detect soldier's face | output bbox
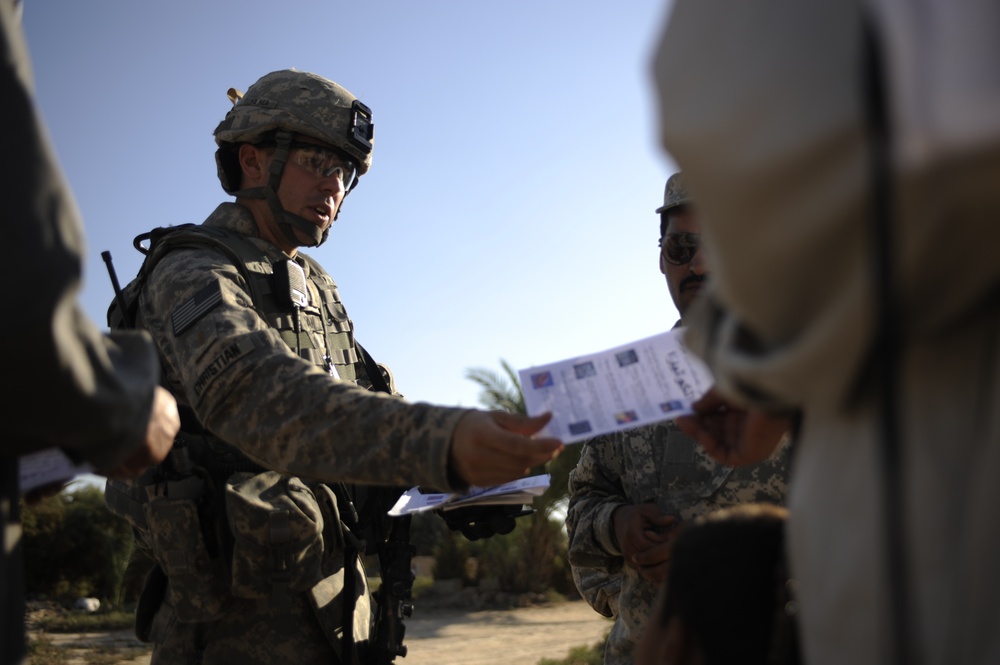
[659,206,708,319]
[239,142,348,253]
[274,140,347,242]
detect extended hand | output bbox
[449,411,563,488]
[103,386,179,479]
[613,503,678,586]
[675,388,790,466]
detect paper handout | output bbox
[518,328,713,444]
[19,448,93,495]
[388,474,551,517]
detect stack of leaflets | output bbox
[387,474,550,517]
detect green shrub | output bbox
[22,485,134,606]
[32,609,135,633]
[411,575,435,599]
[432,530,472,582]
[536,628,609,665]
[474,512,573,594]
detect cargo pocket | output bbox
[308,550,371,660]
[225,471,326,605]
[309,483,372,658]
[143,497,230,622]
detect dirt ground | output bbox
[32,599,611,665]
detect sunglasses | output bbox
[290,143,359,191]
[659,232,701,265]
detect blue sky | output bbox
[24,0,679,417]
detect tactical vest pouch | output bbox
[307,483,373,661]
[225,471,326,603]
[308,554,372,662]
[143,496,229,622]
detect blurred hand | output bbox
[675,388,790,466]
[103,386,179,479]
[613,503,678,586]
[449,411,563,488]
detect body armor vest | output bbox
[109,223,370,387]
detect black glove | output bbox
[438,504,533,541]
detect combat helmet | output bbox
[656,172,691,237]
[213,69,375,247]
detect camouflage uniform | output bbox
[105,70,472,665]
[566,372,790,665]
[121,205,473,665]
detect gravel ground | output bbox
[30,599,611,665]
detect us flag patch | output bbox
[171,282,223,336]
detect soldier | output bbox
[564,173,791,665]
[103,69,562,665]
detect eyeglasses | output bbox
[290,143,359,191]
[659,232,701,265]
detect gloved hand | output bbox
[438,504,534,541]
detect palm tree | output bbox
[465,359,584,595]
[464,359,525,415]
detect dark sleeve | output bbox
[0,2,157,470]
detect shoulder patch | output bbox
[171,282,224,336]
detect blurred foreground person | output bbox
[103,68,562,665]
[635,504,801,665]
[653,2,1000,664]
[1,1,178,663]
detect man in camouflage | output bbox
[104,69,562,665]
[564,173,791,665]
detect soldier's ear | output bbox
[238,144,269,185]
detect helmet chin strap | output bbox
[233,130,330,248]
[265,131,328,247]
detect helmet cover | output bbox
[214,69,374,194]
